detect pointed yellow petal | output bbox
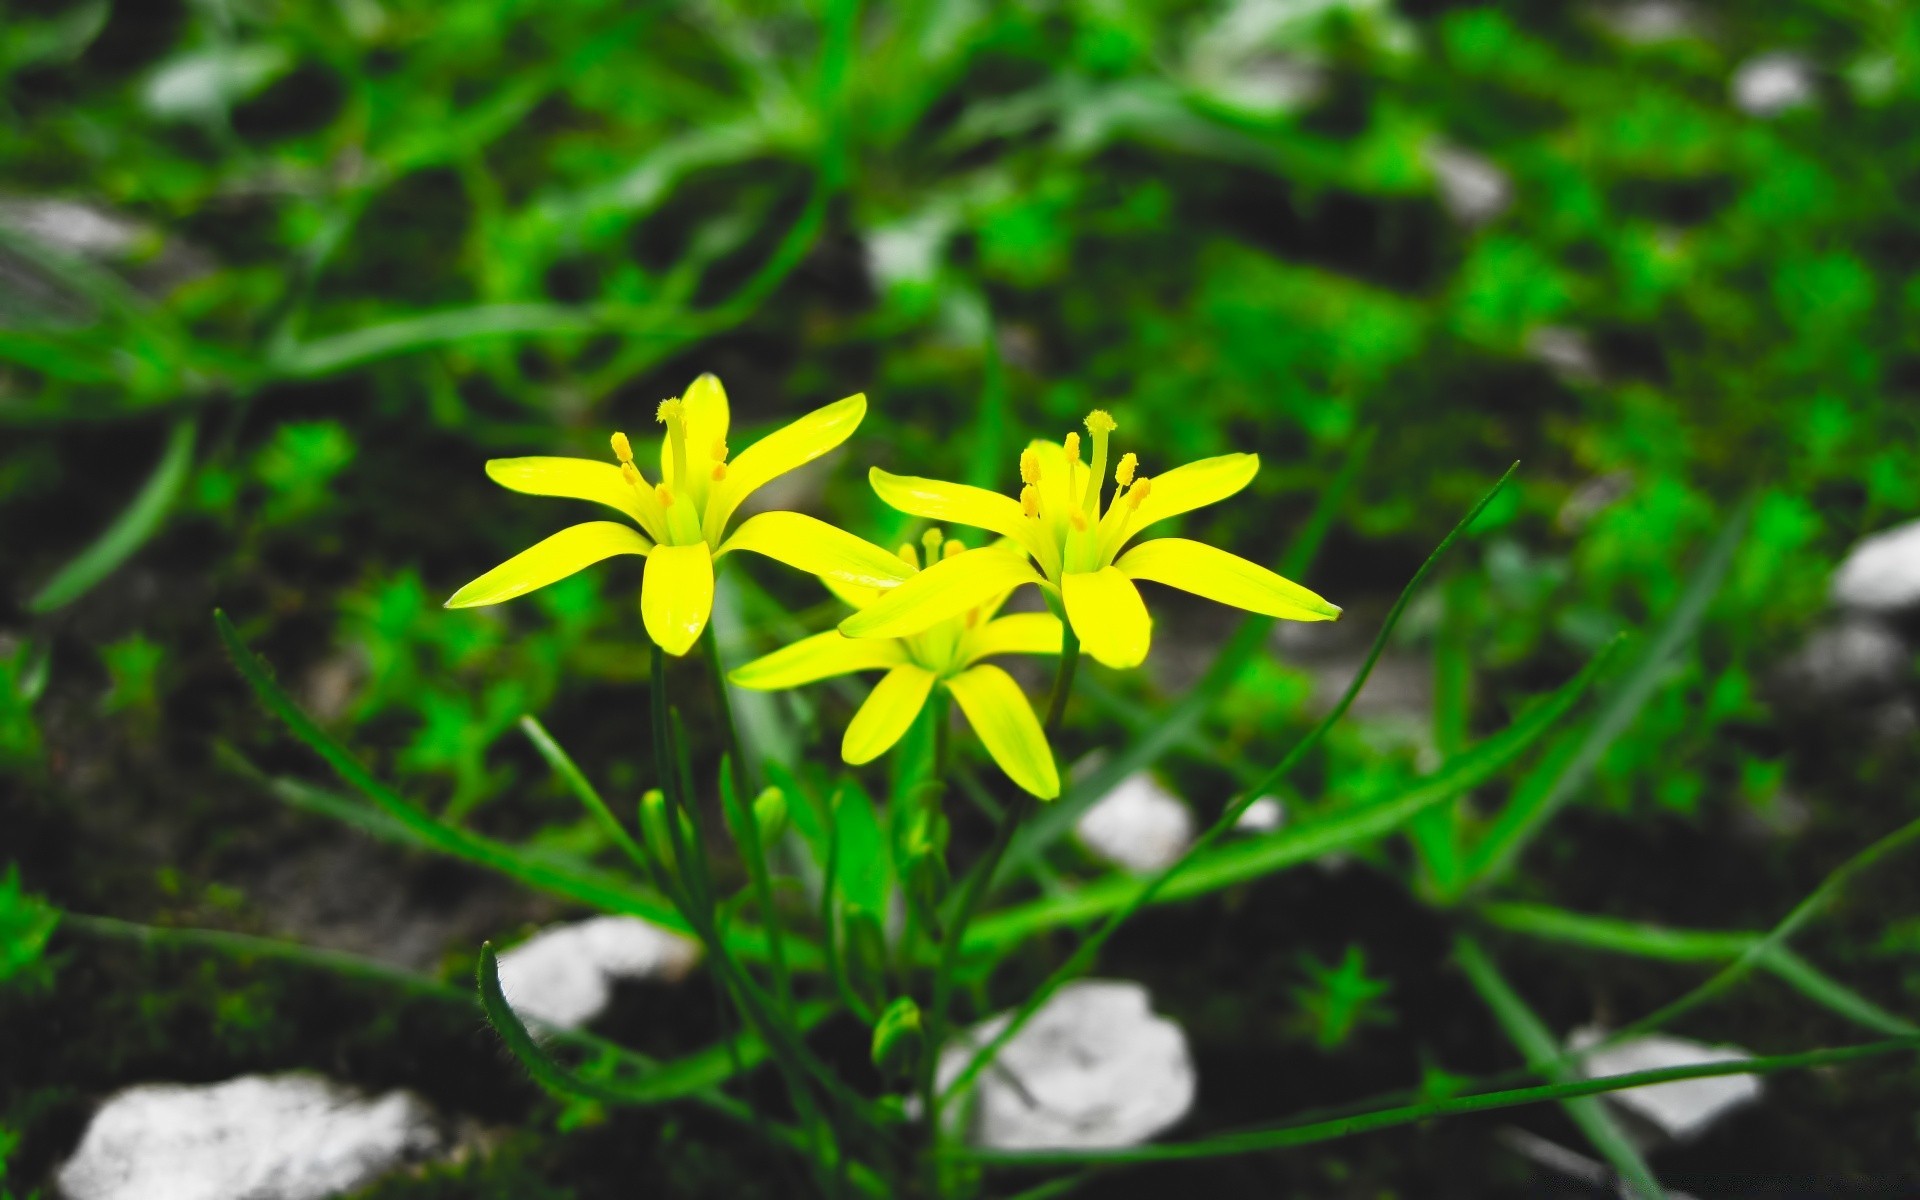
[730,631,908,690]
[445,521,650,608]
[641,541,714,656]
[822,574,886,611]
[961,612,1064,665]
[945,664,1059,799]
[868,468,1053,570]
[1061,566,1152,669]
[716,511,914,590]
[841,664,937,765]
[681,372,730,460]
[839,547,1045,641]
[1123,453,1259,545]
[1027,437,1089,549]
[485,457,663,539]
[702,393,866,541]
[1117,537,1341,622]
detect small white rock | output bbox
[1732,52,1816,117]
[937,979,1196,1150]
[1831,518,1920,614]
[495,915,700,1029]
[1075,773,1193,873]
[57,1073,441,1200]
[1426,143,1512,226]
[1234,796,1285,833]
[1777,619,1908,703]
[1570,1028,1762,1141]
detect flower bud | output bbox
[870,996,925,1082]
[751,786,788,847]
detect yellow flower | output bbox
[839,410,1339,669]
[446,375,912,655]
[730,530,1063,800]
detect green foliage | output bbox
[1289,945,1393,1051]
[0,868,56,990]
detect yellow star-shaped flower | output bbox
[838,410,1339,669]
[446,375,911,655]
[731,530,1062,799]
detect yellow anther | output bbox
[1021,484,1040,519]
[656,483,675,507]
[1063,431,1081,463]
[1128,476,1152,509]
[1019,446,1042,486]
[921,527,944,562]
[621,462,643,489]
[898,542,921,570]
[942,539,964,560]
[1084,409,1116,437]
[611,431,634,465]
[1070,510,1089,532]
[1115,452,1137,488]
[711,463,728,482]
[655,398,684,424]
[711,437,729,463]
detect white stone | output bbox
[495,915,700,1029]
[1600,2,1696,44]
[1732,53,1816,117]
[1778,619,1908,702]
[1075,773,1193,873]
[1570,1029,1762,1140]
[1235,796,1285,833]
[56,1073,441,1200]
[1426,143,1511,226]
[937,979,1196,1150]
[1831,518,1920,614]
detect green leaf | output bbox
[1455,935,1663,1200]
[0,867,57,985]
[29,420,196,612]
[1465,498,1752,885]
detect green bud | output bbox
[870,996,925,1081]
[751,786,788,847]
[638,788,695,880]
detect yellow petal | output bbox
[822,574,886,611]
[839,547,1045,641]
[485,457,663,540]
[945,664,1060,799]
[681,373,730,461]
[730,631,908,690]
[445,521,650,608]
[868,468,1053,570]
[702,392,866,541]
[841,664,937,765]
[961,612,1064,665]
[1026,437,1089,549]
[1123,452,1259,544]
[716,511,915,590]
[1117,537,1341,622]
[1061,566,1152,669]
[641,541,714,656]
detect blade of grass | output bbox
[1454,934,1664,1200]
[520,715,650,874]
[955,1034,1920,1166]
[28,419,196,612]
[944,464,1518,1104]
[964,634,1614,951]
[1465,499,1752,887]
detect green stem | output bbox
[1044,624,1081,735]
[703,621,794,1015]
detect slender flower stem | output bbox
[1043,624,1081,735]
[701,620,794,1015]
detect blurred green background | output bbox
[5,0,1920,1195]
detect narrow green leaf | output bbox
[965,634,1614,951]
[957,1035,1920,1165]
[519,715,650,873]
[1466,500,1752,885]
[1456,935,1663,1200]
[29,420,196,612]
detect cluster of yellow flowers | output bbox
[447,375,1339,798]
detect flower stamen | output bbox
[1021,484,1040,519]
[921,527,945,564]
[611,431,634,466]
[1115,452,1137,489]
[1082,410,1115,519]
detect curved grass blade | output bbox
[1455,934,1662,1200]
[520,715,650,874]
[943,464,1519,1104]
[957,1035,1920,1166]
[1466,498,1752,887]
[28,420,196,612]
[965,635,1616,950]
